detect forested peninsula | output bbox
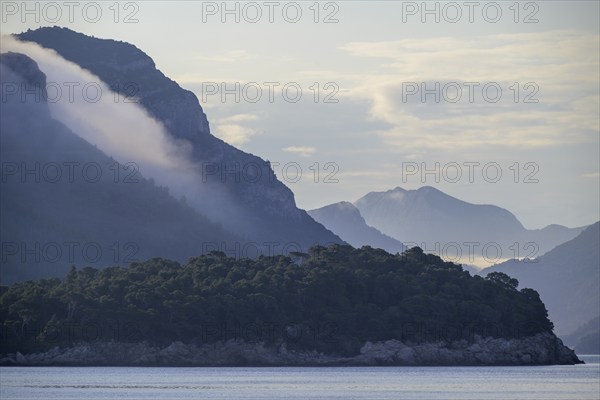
[0,245,580,366]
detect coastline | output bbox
[0,332,581,367]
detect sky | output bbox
[1,0,599,229]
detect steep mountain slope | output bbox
[0,52,238,283]
[15,27,343,251]
[354,186,586,260]
[308,202,406,254]
[482,222,600,336]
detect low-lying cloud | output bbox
[1,35,206,209]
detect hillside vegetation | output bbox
[1,245,554,357]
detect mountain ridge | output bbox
[13,26,344,252]
[351,186,587,266]
[0,52,239,283]
[308,202,406,254]
[482,221,600,337]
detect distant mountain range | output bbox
[310,188,598,345]
[308,202,406,254]
[482,222,599,342]
[562,316,600,354]
[356,186,586,266]
[310,186,587,267]
[1,27,343,283]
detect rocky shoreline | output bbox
[0,332,581,366]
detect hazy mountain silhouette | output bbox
[14,27,343,253]
[353,186,586,264]
[562,316,600,354]
[0,52,239,283]
[483,222,599,338]
[308,202,406,254]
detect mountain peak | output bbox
[336,201,357,209]
[12,27,344,250]
[1,51,46,88]
[354,185,525,248]
[1,52,50,117]
[388,186,447,198]
[313,201,361,217]
[417,185,442,194]
[17,27,208,139]
[18,26,154,69]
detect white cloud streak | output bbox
[282,146,317,157]
[1,35,206,207]
[212,113,260,146]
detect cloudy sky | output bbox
[2,1,598,228]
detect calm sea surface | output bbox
[1,355,598,400]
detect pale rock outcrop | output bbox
[0,332,581,366]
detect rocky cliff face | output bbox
[0,333,580,366]
[15,27,343,250]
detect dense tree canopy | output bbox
[0,245,553,356]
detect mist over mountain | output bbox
[0,26,591,372]
[353,186,586,265]
[308,202,406,254]
[13,26,343,253]
[482,222,600,339]
[0,52,238,283]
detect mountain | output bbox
[482,222,600,337]
[14,26,343,253]
[353,186,586,265]
[0,52,243,283]
[308,202,406,254]
[562,316,600,354]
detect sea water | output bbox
[1,355,598,400]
